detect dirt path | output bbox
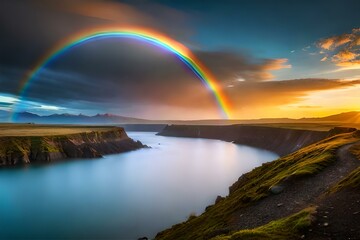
[306,188,360,240]
[231,141,360,231]
[306,142,360,240]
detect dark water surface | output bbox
[0,132,278,239]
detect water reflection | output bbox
[0,132,278,239]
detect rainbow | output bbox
[11,27,232,120]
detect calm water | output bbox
[0,132,278,240]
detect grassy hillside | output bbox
[330,166,360,193]
[210,207,316,240]
[156,131,360,240]
[350,142,360,160]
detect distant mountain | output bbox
[2,110,360,125]
[186,111,360,125]
[238,111,360,124]
[299,111,360,123]
[14,112,146,124]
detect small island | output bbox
[0,124,146,167]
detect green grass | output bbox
[350,143,360,160]
[330,166,360,192]
[210,207,316,240]
[0,123,115,137]
[156,131,360,240]
[0,137,61,159]
[30,137,61,153]
[329,142,360,192]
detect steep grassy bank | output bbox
[0,125,145,166]
[211,207,316,240]
[158,125,329,156]
[156,130,360,240]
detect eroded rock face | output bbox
[159,125,329,156]
[0,128,145,167]
[215,195,225,204]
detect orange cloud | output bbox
[332,50,358,62]
[317,28,360,70]
[197,52,292,82]
[334,34,352,47]
[355,36,360,46]
[251,58,291,81]
[318,37,336,50]
[336,60,360,68]
[262,58,292,71]
[318,34,352,50]
[320,56,328,61]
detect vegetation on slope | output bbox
[330,166,360,192]
[210,207,316,240]
[350,142,360,160]
[0,137,61,158]
[0,126,144,166]
[156,131,360,240]
[0,129,122,158]
[329,142,360,192]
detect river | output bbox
[0,132,278,239]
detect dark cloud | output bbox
[197,52,290,82]
[0,39,294,113]
[0,0,294,117]
[0,0,189,69]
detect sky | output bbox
[0,0,360,120]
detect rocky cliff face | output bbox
[158,125,337,156]
[0,127,145,166]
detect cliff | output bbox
[0,127,145,166]
[156,130,360,240]
[158,125,332,156]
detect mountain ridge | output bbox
[0,110,359,124]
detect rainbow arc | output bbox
[11,27,232,120]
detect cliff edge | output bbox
[0,126,145,166]
[158,125,332,156]
[156,129,360,240]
